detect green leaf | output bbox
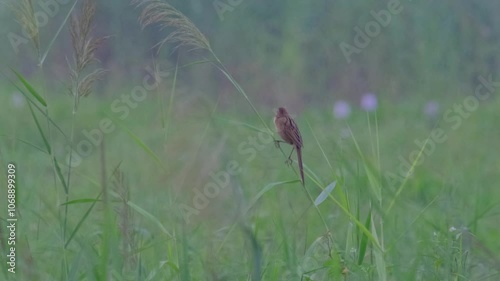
[357,209,372,265]
[27,102,50,153]
[60,198,102,206]
[348,126,382,203]
[386,133,433,213]
[127,201,172,237]
[314,181,336,206]
[4,75,68,139]
[65,191,103,248]
[53,155,69,194]
[246,180,298,214]
[111,116,166,171]
[217,180,297,254]
[11,68,47,107]
[216,118,269,134]
[26,103,68,194]
[40,0,80,66]
[371,217,387,281]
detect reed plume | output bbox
[132,0,211,52]
[68,0,106,106]
[10,0,40,55]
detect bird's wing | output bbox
[285,117,303,148]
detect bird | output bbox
[274,107,304,185]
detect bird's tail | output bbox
[297,147,304,185]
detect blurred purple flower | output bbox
[424,101,439,118]
[360,92,378,111]
[333,100,351,119]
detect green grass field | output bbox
[1,0,500,280]
[1,83,500,280]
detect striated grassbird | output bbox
[274,107,304,185]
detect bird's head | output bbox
[277,107,288,116]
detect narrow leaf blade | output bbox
[65,192,103,248]
[314,181,337,206]
[60,198,102,206]
[127,201,172,237]
[11,68,47,107]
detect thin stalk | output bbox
[302,184,330,233]
[64,77,80,245]
[210,52,274,137]
[275,141,330,234]
[209,51,330,234]
[164,57,179,142]
[38,60,69,278]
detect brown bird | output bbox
[274,107,304,185]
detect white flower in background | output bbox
[11,92,25,108]
[424,100,440,118]
[360,92,378,111]
[333,100,351,119]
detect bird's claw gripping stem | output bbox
[274,140,281,148]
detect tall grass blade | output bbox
[27,102,68,193]
[11,68,47,106]
[112,117,166,171]
[217,180,297,254]
[3,74,68,139]
[314,181,336,206]
[40,0,80,66]
[388,193,440,250]
[0,136,47,154]
[217,118,268,134]
[67,248,83,281]
[65,191,103,248]
[241,224,262,281]
[306,120,348,208]
[60,198,102,205]
[163,57,178,141]
[357,208,372,265]
[306,119,334,172]
[180,226,190,281]
[329,192,382,251]
[53,157,69,194]
[211,62,274,137]
[386,133,433,213]
[347,126,382,203]
[371,214,387,281]
[127,201,172,237]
